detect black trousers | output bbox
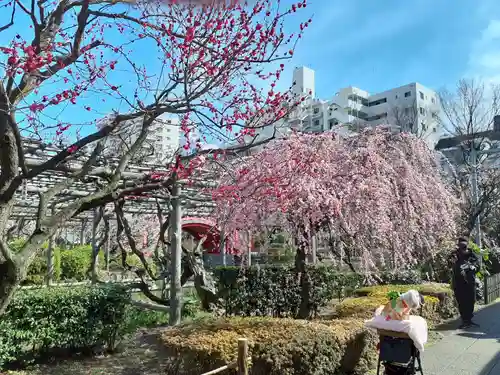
[454,283,475,322]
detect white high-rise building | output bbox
[286,67,443,147]
[292,66,316,99]
[104,114,180,163]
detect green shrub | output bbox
[122,297,202,333]
[215,265,353,318]
[335,284,457,324]
[353,283,453,299]
[108,252,158,275]
[0,284,130,368]
[335,295,441,320]
[375,270,423,285]
[214,266,427,318]
[123,306,169,331]
[161,316,377,375]
[59,245,103,281]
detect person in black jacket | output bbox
[452,237,480,329]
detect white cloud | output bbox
[467,19,500,85]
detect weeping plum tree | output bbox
[0,0,310,316]
[213,127,460,317]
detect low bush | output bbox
[375,269,423,285]
[161,316,377,375]
[9,239,154,284]
[215,265,360,318]
[335,295,440,320]
[0,284,130,368]
[123,306,169,331]
[59,245,103,281]
[215,266,434,318]
[353,283,453,299]
[335,284,457,323]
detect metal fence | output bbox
[484,272,500,304]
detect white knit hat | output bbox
[399,289,422,309]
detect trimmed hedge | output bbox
[215,265,362,318]
[60,245,104,281]
[215,266,426,318]
[335,295,440,319]
[161,316,377,375]
[353,283,452,299]
[9,239,154,284]
[0,285,130,368]
[335,284,457,323]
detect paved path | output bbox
[423,302,500,375]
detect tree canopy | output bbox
[213,127,460,270]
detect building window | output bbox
[421,122,427,131]
[404,91,411,97]
[419,91,424,100]
[368,98,387,107]
[419,107,425,115]
[313,107,320,114]
[433,127,437,132]
[348,94,369,106]
[431,97,436,104]
[314,119,320,126]
[366,113,388,121]
[329,119,339,129]
[404,107,410,115]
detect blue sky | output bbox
[3,0,500,144]
[279,0,500,97]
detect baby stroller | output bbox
[376,329,424,375]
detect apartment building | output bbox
[286,66,443,147]
[104,114,180,163]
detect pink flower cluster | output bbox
[212,128,460,270]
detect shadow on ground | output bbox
[433,301,500,375]
[18,328,172,375]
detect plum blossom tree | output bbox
[213,127,460,273]
[0,0,310,316]
[213,127,460,317]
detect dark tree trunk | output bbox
[0,258,22,316]
[295,234,311,319]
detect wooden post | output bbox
[219,228,226,266]
[105,230,111,272]
[169,180,183,326]
[46,206,56,286]
[80,219,86,245]
[311,233,317,264]
[91,208,99,284]
[237,338,248,375]
[246,231,252,267]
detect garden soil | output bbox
[2,328,171,375]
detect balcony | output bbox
[368,98,387,107]
[366,112,388,122]
[348,94,369,106]
[347,108,369,120]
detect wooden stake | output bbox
[237,338,249,375]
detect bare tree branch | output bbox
[0,2,16,33]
